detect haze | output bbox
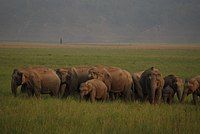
[0,0,200,43]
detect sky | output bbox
[0,0,200,43]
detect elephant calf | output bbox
[79,79,108,102]
[162,75,183,104]
[181,75,200,104]
[162,86,175,104]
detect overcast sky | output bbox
[0,0,200,43]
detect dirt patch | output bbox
[0,42,200,50]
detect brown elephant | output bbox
[181,75,200,104]
[132,71,144,101]
[162,85,177,104]
[66,66,92,96]
[139,67,164,104]
[162,75,183,104]
[11,67,61,98]
[55,67,70,97]
[88,66,133,101]
[79,79,108,102]
[55,66,91,98]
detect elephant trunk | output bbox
[80,92,84,102]
[11,79,18,96]
[176,88,182,101]
[181,89,188,103]
[150,78,157,104]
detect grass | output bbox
[0,43,200,134]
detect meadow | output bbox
[0,42,200,134]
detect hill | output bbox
[0,0,200,43]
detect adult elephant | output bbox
[132,71,144,101]
[64,66,91,97]
[55,67,70,97]
[11,67,61,98]
[140,67,164,104]
[88,66,133,101]
[181,75,200,104]
[163,75,183,103]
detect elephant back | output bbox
[107,67,132,93]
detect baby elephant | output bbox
[79,79,108,102]
[162,85,175,104]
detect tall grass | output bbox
[0,44,200,133]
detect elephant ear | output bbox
[21,72,29,84]
[86,82,93,92]
[68,67,79,91]
[192,80,199,92]
[88,67,98,79]
[13,69,18,74]
[79,82,86,91]
[104,71,111,82]
[102,69,112,91]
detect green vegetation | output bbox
[0,44,200,133]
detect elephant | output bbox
[55,66,91,98]
[66,66,92,96]
[162,75,183,104]
[139,67,164,104]
[132,71,144,101]
[79,79,108,102]
[11,67,61,98]
[162,85,175,104]
[181,75,200,104]
[88,66,133,101]
[55,67,71,97]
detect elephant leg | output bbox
[63,86,71,98]
[128,90,132,101]
[168,96,172,104]
[59,84,66,98]
[51,87,59,98]
[34,88,41,99]
[155,89,162,104]
[169,98,173,104]
[150,89,155,104]
[27,88,34,97]
[163,95,167,103]
[109,92,115,101]
[192,93,198,105]
[90,90,96,103]
[143,93,148,102]
[106,93,110,101]
[102,93,107,102]
[124,90,132,102]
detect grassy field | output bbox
[0,42,200,134]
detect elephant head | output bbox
[11,69,29,96]
[141,67,164,104]
[164,75,184,101]
[88,67,111,91]
[181,78,199,103]
[173,77,183,101]
[55,68,69,85]
[79,82,93,101]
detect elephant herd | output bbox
[11,66,200,104]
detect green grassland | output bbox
[0,43,200,134]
